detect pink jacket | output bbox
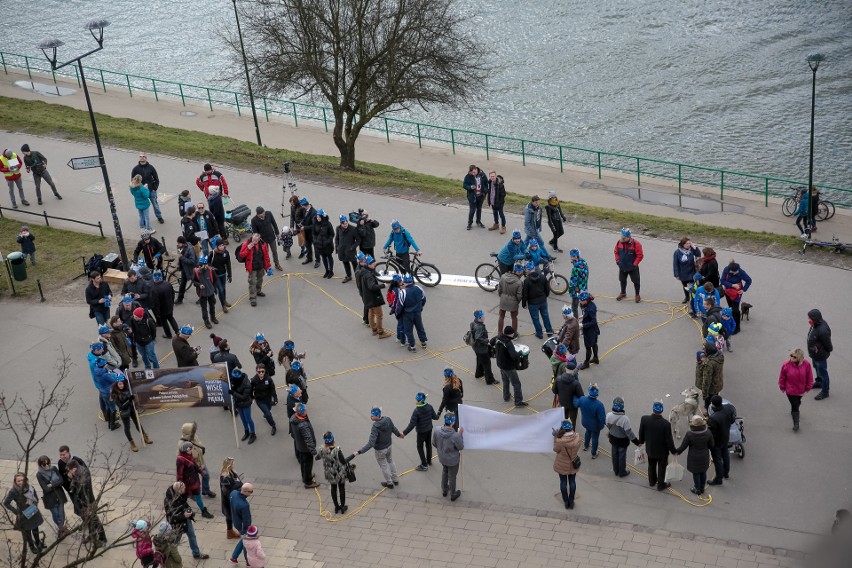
[778,360,813,396]
[243,536,266,568]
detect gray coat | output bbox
[497,272,523,311]
[358,416,400,453]
[432,426,464,467]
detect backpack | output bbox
[463,323,474,346]
[84,254,104,274]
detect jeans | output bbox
[93,310,108,325]
[33,169,58,198]
[6,177,25,205]
[137,207,152,230]
[618,268,640,295]
[201,465,211,495]
[527,301,553,337]
[193,494,205,512]
[558,473,576,505]
[492,206,506,227]
[474,352,495,382]
[467,195,484,226]
[179,518,201,558]
[200,239,210,257]
[611,444,627,475]
[441,463,460,495]
[647,457,668,489]
[583,429,600,455]
[199,294,216,322]
[402,311,427,347]
[710,444,729,481]
[236,406,255,433]
[48,504,66,528]
[99,393,116,417]
[374,446,399,483]
[256,400,276,427]
[215,274,228,305]
[692,471,707,493]
[812,358,829,395]
[500,369,523,403]
[795,214,809,234]
[416,430,432,467]
[148,189,162,220]
[231,536,248,562]
[247,269,265,302]
[137,341,159,369]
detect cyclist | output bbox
[525,238,552,270]
[383,220,421,275]
[133,230,164,271]
[496,230,527,274]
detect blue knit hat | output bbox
[525,261,535,271]
[693,273,702,281]
[299,197,308,206]
[365,255,374,265]
[291,361,301,371]
[621,228,631,237]
[556,343,567,355]
[98,324,110,335]
[356,251,366,261]
[255,332,265,342]
[180,325,194,336]
[721,307,733,317]
[90,342,104,352]
[513,263,524,273]
[653,401,664,414]
[392,274,402,282]
[370,407,382,417]
[511,229,522,239]
[287,384,300,396]
[391,220,401,230]
[443,368,454,378]
[579,291,590,301]
[612,397,625,412]
[339,214,347,224]
[231,368,243,379]
[528,239,538,248]
[569,248,581,258]
[323,431,334,444]
[415,392,427,403]
[588,384,599,398]
[284,340,294,350]
[316,209,326,217]
[444,413,456,425]
[560,419,573,431]
[403,274,413,284]
[122,294,133,304]
[473,309,484,319]
[152,270,163,281]
[562,305,573,316]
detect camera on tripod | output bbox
[283,161,291,174]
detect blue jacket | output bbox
[795,193,809,216]
[129,184,150,211]
[720,266,752,293]
[402,284,425,313]
[573,395,606,433]
[92,366,117,396]
[229,490,252,533]
[383,228,419,254]
[523,203,542,239]
[497,240,527,266]
[721,315,736,336]
[87,351,104,379]
[526,246,551,265]
[694,287,721,316]
[672,246,701,281]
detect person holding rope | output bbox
[110,376,152,453]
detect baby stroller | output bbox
[708,398,746,459]
[225,204,252,243]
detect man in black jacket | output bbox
[522,260,553,339]
[194,202,219,257]
[210,237,233,312]
[807,308,833,400]
[707,395,736,485]
[150,271,179,338]
[470,310,496,385]
[172,325,199,368]
[131,153,163,223]
[490,326,527,406]
[552,367,583,424]
[164,481,209,559]
[486,171,506,233]
[251,364,278,436]
[637,401,677,491]
[251,207,282,271]
[133,230,164,271]
[129,307,159,369]
[121,269,151,310]
[174,236,197,305]
[298,199,317,265]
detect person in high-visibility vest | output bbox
[0,149,30,209]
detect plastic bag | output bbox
[665,456,684,483]
[634,446,647,466]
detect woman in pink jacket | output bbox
[778,348,813,432]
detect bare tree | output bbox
[0,352,139,568]
[227,0,487,170]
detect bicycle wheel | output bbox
[548,272,569,295]
[414,262,441,287]
[474,263,500,292]
[823,200,836,220]
[816,201,830,221]
[781,197,797,217]
[374,261,400,283]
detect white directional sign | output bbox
[67,156,102,170]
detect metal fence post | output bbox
[416,124,422,148]
[178,83,185,106]
[292,102,298,127]
[99,69,105,91]
[597,152,602,179]
[485,135,490,160]
[450,129,455,154]
[764,178,769,207]
[521,140,526,166]
[0,52,6,74]
[126,74,133,97]
[43,210,50,226]
[152,79,159,101]
[678,164,682,193]
[384,118,390,142]
[636,158,641,186]
[720,171,725,201]
[206,88,212,111]
[558,146,563,173]
[235,92,241,116]
[264,97,270,122]
[98,221,104,238]
[24,55,31,80]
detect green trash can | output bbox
[7,252,27,281]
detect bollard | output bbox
[36,279,45,302]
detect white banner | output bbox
[457,405,564,453]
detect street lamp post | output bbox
[38,20,129,268]
[806,53,825,231]
[233,0,263,146]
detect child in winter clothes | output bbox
[720,308,736,351]
[16,225,36,265]
[242,525,267,567]
[315,431,355,514]
[131,519,158,568]
[573,383,606,458]
[686,273,702,317]
[402,392,439,471]
[277,226,294,259]
[386,275,405,344]
[152,521,181,568]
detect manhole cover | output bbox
[180,111,197,117]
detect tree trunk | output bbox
[339,143,356,170]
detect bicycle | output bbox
[375,251,442,287]
[782,186,835,220]
[474,256,568,295]
[161,256,182,293]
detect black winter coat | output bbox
[486,176,506,209]
[36,467,67,509]
[522,270,550,307]
[699,258,720,288]
[196,211,220,240]
[552,371,583,409]
[356,219,380,249]
[129,312,157,346]
[360,269,386,308]
[251,374,277,404]
[122,277,151,309]
[230,373,253,409]
[86,281,113,320]
[180,215,201,245]
[545,202,566,233]
[403,403,438,435]
[807,309,833,361]
[708,404,736,446]
[335,224,360,262]
[250,214,279,244]
[131,162,160,191]
[637,414,676,460]
[312,218,335,255]
[133,238,164,270]
[111,387,136,419]
[438,383,464,414]
[490,334,519,371]
[290,415,317,454]
[172,336,198,367]
[470,320,490,356]
[676,425,714,473]
[164,486,192,529]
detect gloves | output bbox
[266,268,273,276]
[227,277,232,283]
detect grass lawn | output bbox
[0,217,106,298]
[0,95,829,256]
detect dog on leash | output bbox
[741,302,752,321]
[669,386,702,439]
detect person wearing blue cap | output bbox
[230,369,256,444]
[149,269,180,339]
[382,220,421,275]
[237,233,272,307]
[353,407,404,489]
[638,400,677,491]
[573,383,605,458]
[193,255,219,329]
[719,260,752,334]
[251,363,278,436]
[578,292,600,369]
[522,259,553,340]
[605,396,640,477]
[433,413,465,501]
[316,431,356,514]
[437,370,464,429]
[173,325,200,368]
[497,263,523,335]
[463,165,488,230]
[312,209,335,278]
[353,209,379,259]
[290,403,319,488]
[552,418,581,509]
[614,228,643,302]
[719,308,735,352]
[567,249,588,316]
[469,310,496,385]
[400,274,428,351]
[553,359,583,425]
[107,315,133,370]
[335,213,361,283]
[496,230,527,274]
[361,256,393,339]
[96,324,122,369]
[403,392,439,471]
[557,305,580,357]
[297,198,317,265]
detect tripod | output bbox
[280,161,298,218]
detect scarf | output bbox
[548,197,559,206]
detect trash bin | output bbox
[7,252,27,281]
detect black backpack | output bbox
[84,254,104,274]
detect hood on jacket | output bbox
[181,422,197,438]
[372,416,392,433]
[435,426,457,440]
[808,309,823,324]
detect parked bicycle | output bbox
[781,186,835,220]
[161,256,182,293]
[474,256,568,295]
[375,251,441,287]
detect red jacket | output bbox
[237,240,271,272]
[176,452,201,496]
[778,359,813,396]
[0,153,23,181]
[195,170,229,198]
[613,238,644,270]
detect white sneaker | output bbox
[800,233,808,239]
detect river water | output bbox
[5,0,852,189]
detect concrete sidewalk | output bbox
[0,459,802,568]
[2,68,850,244]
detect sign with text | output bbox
[66,156,102,170]
[126,364,230,409]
